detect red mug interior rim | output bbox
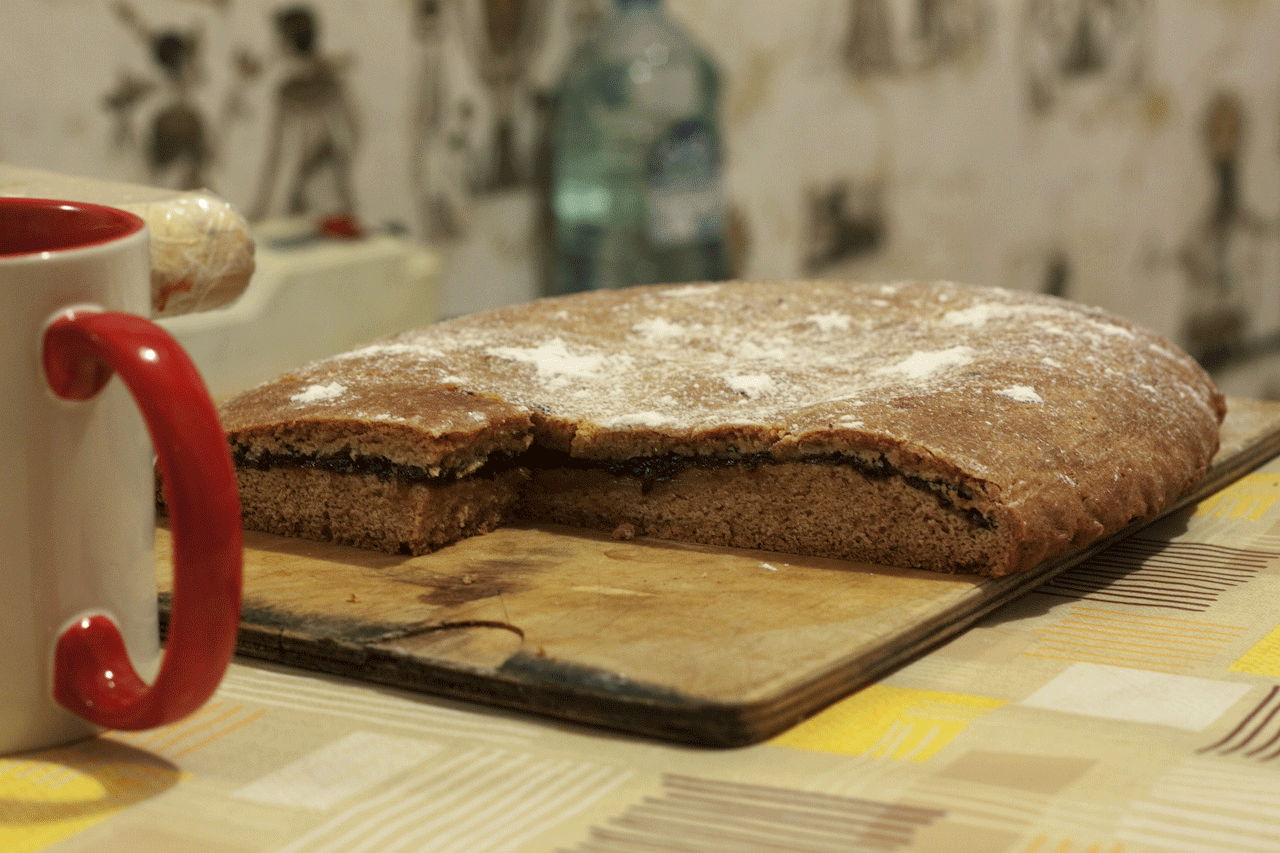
[0,198,145,258]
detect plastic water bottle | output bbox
[549,0,727,294]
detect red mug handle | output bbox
[42,309,242,730]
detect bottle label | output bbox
[645,118,724,246]
[635,62,699,115]
[647,186,723,245]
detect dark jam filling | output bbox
[231,446,522,484]
[235,444,996,530]
[520,448,995,530]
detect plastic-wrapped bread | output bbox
[0,164,254,317]
[218,280,1226,577]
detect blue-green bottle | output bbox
[549,0,727,294]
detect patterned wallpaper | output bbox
[1,0,1278,392]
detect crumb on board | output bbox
[611,523,637,541]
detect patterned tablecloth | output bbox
[8,452,1280,852]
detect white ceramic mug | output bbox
[1,197,242,754]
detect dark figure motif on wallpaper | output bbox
[843,0,987,77]
[413,0,554,238]
[802,179,887,274]
[1178,91,1274,370]
[1022,0,1146,114]
[464,0,553,191]
[247,4,360,223]
[1042,250,1071,299]
[844,0,896,75]
[103,2,212,191]
[412,0,579,243]
[412,0,479,241]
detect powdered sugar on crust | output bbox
[339,341,445,361]
[659,284,717,299]
[630,317,688,342]
[290,382,347,404]
[879,346,975,381]
[237,281,1223,485]
[603,410,676,428]
[726,373,777,399]
[486,338,631,388]
[996,385,1044,404]
[941,303,1022,326]
[805,312,853,332]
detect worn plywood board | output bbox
[157,397,1280,746]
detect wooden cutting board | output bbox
[156,397,1280,747]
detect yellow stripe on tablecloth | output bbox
[0,743,180,853]
[1193,473,1280,522]
[1229,620,1280,677]
[771,684,1003,761]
